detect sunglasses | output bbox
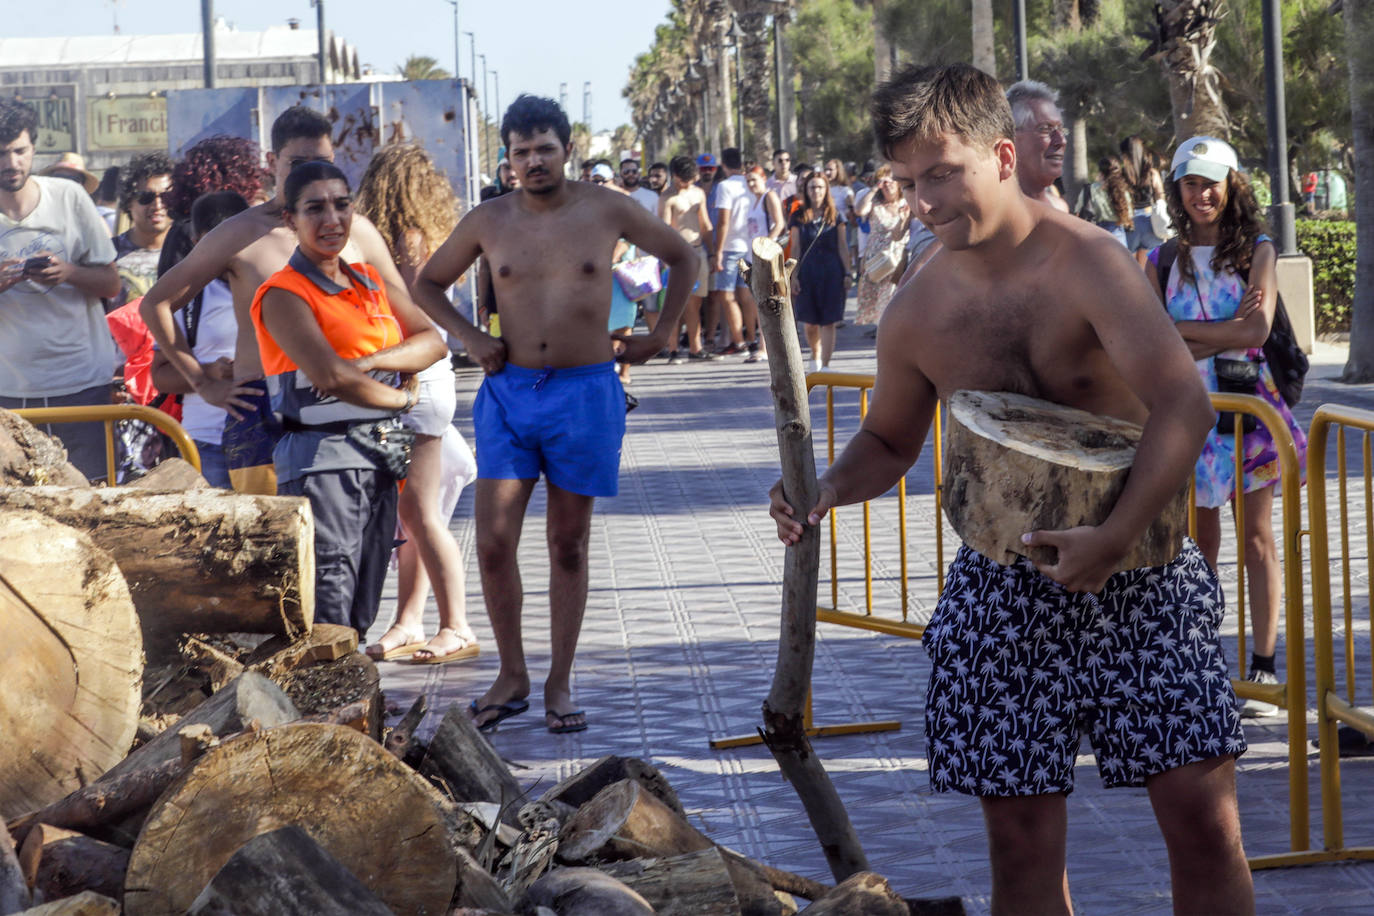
[136,190,170,206]
[592,177,609,185]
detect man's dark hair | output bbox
[191,190,249,238]
[120,152,177,214]
[871,63,1014,159]
[620,158,641,169]
[500,94,571,149]
[669,155,698,182]
[773,148,790,159]
[270,105,332,154]
[95,166,121,204]
[649,161,667,172]
[0,99,38,147]
[283,160,349,211]
[156,220,196,280]
[720,147,742,170]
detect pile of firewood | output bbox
[0,409,963,915]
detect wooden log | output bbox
[800,871,917,915]
[13,891,119,916]
[100,671,297,783]
[245,623,358,679]
[558,780,712,865]
[19,826,127,904]
[124,458,208,491]
[539,755,685,818]
[123,723,456,915]
[185,825,391,916]
[0,409,87,487]
[0,512,142,823]
[271,652,382,742]
[751,234,869,881]
[718,848,829,904]
[0,819,29,915]
[522,867,654,916]
[6,758,185,851]
[420,703,525,824]
[453,846,513,913]
[600,848,745,915]
[178,638,244,693]
[384,696,428,759]
[0,486,315,652]
[942,390,1188,572]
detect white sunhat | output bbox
[1170,136,1239,183]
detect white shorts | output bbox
[401,357,457,438]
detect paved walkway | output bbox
[378,322,1374,914]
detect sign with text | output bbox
[13,87,76,153]
[88,96,168,151]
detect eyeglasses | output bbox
[1020,122,1066,139]
[622,168,640,175]
[135,190,170,206]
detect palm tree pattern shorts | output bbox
[922,539,1246,796]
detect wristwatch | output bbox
[401,386,416,413]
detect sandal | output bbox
[408,628,480,665]
[364,624,427,661]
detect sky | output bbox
[7,0,672,133]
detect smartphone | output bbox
[23,255,53,274]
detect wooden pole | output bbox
[748,236,868,880]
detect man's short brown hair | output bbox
[871,63,1014,159]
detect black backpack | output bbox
[1154,238,1308,408]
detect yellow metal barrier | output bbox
[1303,404,1374,866]
[14,404,201,483]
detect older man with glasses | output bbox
[1006,80,1070,213]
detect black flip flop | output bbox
[546,709,587,734]
[469,698,529,733]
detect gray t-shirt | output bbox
[0,177,117,397]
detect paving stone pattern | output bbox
[378,327,1374,914]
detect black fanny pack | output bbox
[1213,357,1260,434]
[282,416,415,479]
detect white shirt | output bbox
[172,278,236,444]
[630,187,659,214]
[0,177,118,397]
[714,174,753,253]
[830,184,853,224]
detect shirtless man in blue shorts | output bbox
[413,94,698,734]
[769,65,1254,914]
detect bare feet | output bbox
[410,627,480,664]
[364,624,426,661]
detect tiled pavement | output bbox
[377,319,1374,914]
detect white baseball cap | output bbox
[1170,136,1239,183]
[590,163,615,182]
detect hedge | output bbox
[1296,218,1355,334]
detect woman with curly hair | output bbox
[1146,136,1307,718]
[356,143,481,665]
[167,136,271,221]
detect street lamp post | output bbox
[728,16,745,153]
[493,71,501,153]
[1013,0,1028,81]
[446,1,460,80]
[1261,0,1297,255]
[310,0,327,84]
[480,53,492,177]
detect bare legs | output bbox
[801,322,837,368]
[712,289,745,347]
[683,294,705,353]
[978,758,1252,915]
[471,477,594,730]
[1195,483,1281,660]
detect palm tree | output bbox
[1342,0,1374,380]
[397,55,451,81]
[730,0,775,164]
[1150,0,1229,139]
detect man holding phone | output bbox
[0,100,120,481]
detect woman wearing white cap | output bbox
[1146,135,1308,718]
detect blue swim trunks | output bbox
[473,360,626,497]
[222,379,283,494]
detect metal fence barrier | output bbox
[14,404,201,483]
[1304,405,1374,866]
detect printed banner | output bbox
[13,86,77,154]
[88,96,168,151]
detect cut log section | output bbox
[540,755,686,819]
[0,409,87,487]
[523,867,655,916]
[421,703,525,822]
[801,871,908,915]
[601,848,745,914]
[0,512,142,822]
[12,891,119,916]
[123,723,456,916]
[0,486,314,652]
[1,819,30,914]
[942,390,1188,572]
[186,825,391,915]
[245,624,358,679]
[271,653,382,742]
[558,779,712,865]
[125,458,208,491]
[18,825,128,904]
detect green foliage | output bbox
[791,0,875,162]
[1296,218,1355,333]
[397,55,451,81]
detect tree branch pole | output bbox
[748,237,869,881]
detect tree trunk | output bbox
[19,826,128,905]
[774,10,798,154]
[557,780,712,864]
[1342,0,1374,381]
[971,0,996,76]
[0,487,314,654]
[733,5,773,166]
[123,723,456,916]
[1155,0,1229,140]
[0,410,88,488]
[419,702,525,824]
[186,826,392,916]
[523,868,655,916]
[601,848,747,915]
[941,390,1188,572]
[750,237,869,882]
[0,512,142,822]
[6,758,186,851]
[0,820,29,915]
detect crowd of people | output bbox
[0,62,1317,911]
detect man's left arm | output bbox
[1025,237,1213,592]
[617,196,699,364]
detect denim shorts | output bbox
[1125,210,1165,253]
[709,250,746,292]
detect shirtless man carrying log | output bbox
[769,64,1254,914]
[413,95,698,734]
[141,107,419,495]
